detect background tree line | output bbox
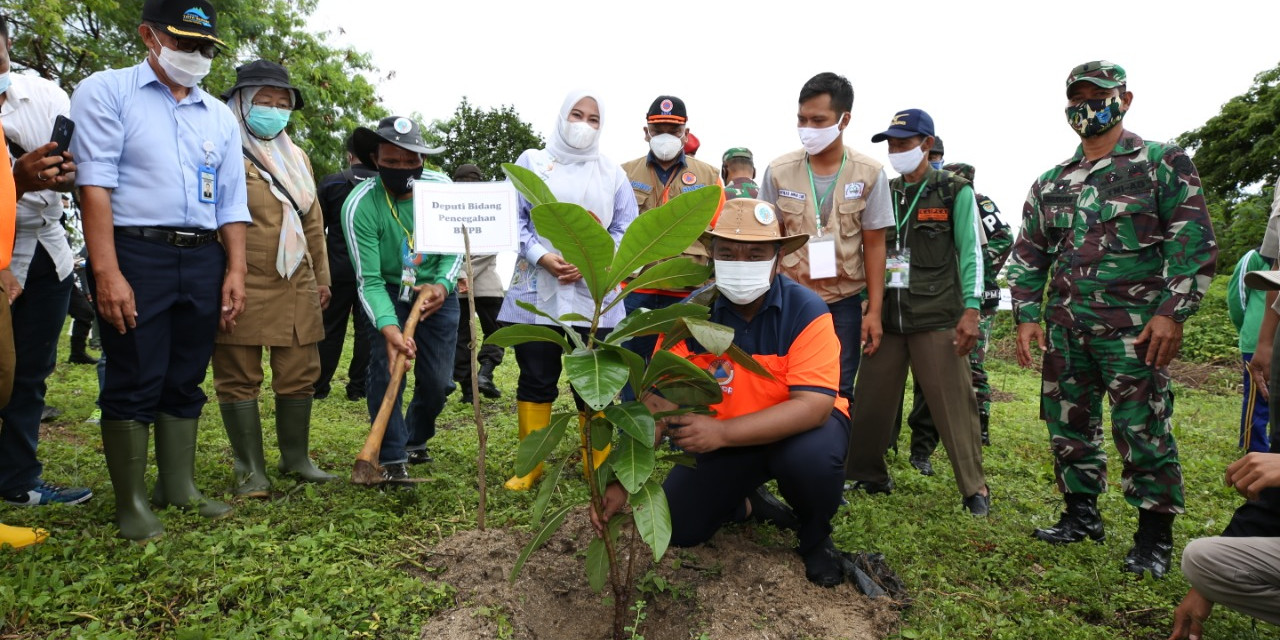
[0,0,540,180]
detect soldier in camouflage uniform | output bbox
[721,147,759,200]
[1008,61,1217,579]
[900,162,1013,475]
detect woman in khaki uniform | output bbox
[214,60,334,496]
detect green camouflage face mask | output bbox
[1065,95,1124,138]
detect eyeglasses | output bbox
[172,38,220,60]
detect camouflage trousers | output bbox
[1041,323,1184,513]
[970,313,993,414]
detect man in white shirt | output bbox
[0,16,92,507]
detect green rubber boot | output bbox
[219,400,271,497]
[152,413,232,519]
[275,396,336,482]
[100,420,164,541]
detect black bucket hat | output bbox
[220,59,304,109]
[351,116,440,167]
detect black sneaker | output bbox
[844,479,894,495]
[406,449,432,465]
[963,489,991,517]
[800,538,845,588]
[346,387,365,402]
[314,389,330,400]
[68,350,98,365]
[909,455,934,476]
[40,406,62,423]
[380,463,413,484]
[747,486,800,531]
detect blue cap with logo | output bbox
[870,108,935,142]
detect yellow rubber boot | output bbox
[504,401,552,491]
[580,412,612,479]
[0,523,49,549]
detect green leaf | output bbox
[604,259,712,314]
[608,186,722,292]
[564,348,629,411]
[501,163,558,208]
[610,436,656,494]
[510,503,576,583]
[606,303,709,344]
[630,480,673,562]
[484,324,570,351]
[589,416,613,452]
[530,203,617,303]
[585,537,609,594]
[515,413,571,476]
[683,318,735,356]
[604,402,656,448]
[640,350,716,397]
[558,313,591,324]
[597,343,646,394]
[530,455,570,527]
[725,344,773,379]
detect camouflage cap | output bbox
[722,147,753,163]
[943,162,974,182]
[1066,61,1127,95]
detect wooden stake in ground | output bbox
[462,227,488,530]
[352,284,436,485]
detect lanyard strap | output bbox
[891,181,927,251]
[383,188,414,250]
[805,152,846,237]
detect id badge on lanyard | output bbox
[885,248,910,289]
[198,141,218,204]
[809,235,837,280]
[400,240,419,302]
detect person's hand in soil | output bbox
[590,482,629,537]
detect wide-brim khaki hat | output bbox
[1245,270,1280,291]
[699,198,808,254]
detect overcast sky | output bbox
[310,0,1278,274]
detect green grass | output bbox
[3,318,1279,639]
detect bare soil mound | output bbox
[417,508,898,640]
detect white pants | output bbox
[1181,535,1280,625]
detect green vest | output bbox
[882,169,970,334]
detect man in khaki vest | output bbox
[759,72,892,401]
[620,95,723,365]
[846,108,990,515]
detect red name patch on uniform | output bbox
[918,208,949,221]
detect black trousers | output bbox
[316,279,372,395]
[453,295,504,381]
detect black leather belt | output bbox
[115,226,219,248]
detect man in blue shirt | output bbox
[69,0,250,541]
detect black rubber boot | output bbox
[477,362,501,399]
[219,400,271,497]
[100,420,164,541]
[1123,509,1175,579]
[979,411,990,446]
[152,413,232,519]
[1032,493,1105,544]
[275,396,337,482]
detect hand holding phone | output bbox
[48,115,74,159]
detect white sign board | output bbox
[413,181,519,254]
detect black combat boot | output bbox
[1123,509,1174,579]
[1032,493,1105,544]
[979,411,990,446]
[477,362,501,399]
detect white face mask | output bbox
[149,29,212,87]
[561,120,599,149]
[797,113,847,156]
[714,258,775,305]
[649,133,683,161]
[888,144,925,175]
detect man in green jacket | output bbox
[343,116,461,483]
[845,108,990,516]
[1229,248,1272,452]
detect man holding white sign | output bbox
[342,115,461,483]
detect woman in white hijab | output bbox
[497,90,638,491]
[213,60,335,498]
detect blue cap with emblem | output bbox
[870,108,935,142]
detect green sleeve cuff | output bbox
[1014,303,1042,325]
[964,298,982,310]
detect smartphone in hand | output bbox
[47,115,75,158]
